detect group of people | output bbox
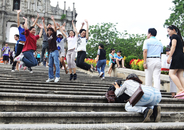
[9,10,106,82]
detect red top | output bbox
[22,29,40,52]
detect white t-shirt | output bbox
[77,37,88,52]
[67,36,77,50]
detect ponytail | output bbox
[168,25,184,46]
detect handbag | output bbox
[105,90,116,103]
[129,84,144,107]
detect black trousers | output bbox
[12,44,24,70]
[76,51,91,71]
[40,42,49,62]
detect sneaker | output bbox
[99,72,104,78]
[73,73,77,80]
[14,53,24,61]
[19,62,24,70]
[70,74,73,80]
[89,68,94,73]
[46,78,54,82]
[28,67,33,73]
[143,108,153,122]
[153,105,161,122]
[54,77,60,83]
[101,77,105,80]
[11,70,15,72]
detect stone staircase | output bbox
[0,64,184,130]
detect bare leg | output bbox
[171,92,176,98]
[177,69,184,94]
[69,69,72,74]
[73,68,76,74]
[169,69,184,94]
[122,59,125,68]
[116,59,120,68]
[60,57,68,74]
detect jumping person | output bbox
[2,43,10,64]
[167,25,184,96]
[76,20,95,72]
[14,10,39,72]
[14,17,43,71]
[59,20,78,80]
[96,44,106,80]
[43,16,60,83]
[56,23,68,74]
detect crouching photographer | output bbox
[114,74,162,122]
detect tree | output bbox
[86,23,146,60]
[164,0,184,36]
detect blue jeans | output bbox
[48,50,60,79]
[125,86,162,113]
[22,50,37,68]
[97,59,106,77]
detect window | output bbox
[13,0,20,11]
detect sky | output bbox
[9,0,174,46]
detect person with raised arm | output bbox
[59,20,78,80]
[76,20,95,73]
[56,22,68,74]
[13,10,39,73]
[14,17,43,71]
[43,16,60,83]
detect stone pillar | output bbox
[64,1,66,15]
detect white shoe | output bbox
[14,53,24,62]
[11,70,15,72]
[54,77,60,83]
[101,77,105,80]
[46,78,55,82]
[19,62,24,70]
[99,72,104,78]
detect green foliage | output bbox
[162,46,167,54]
[164,0,184,36]
[61,14,66,20]
[86,23,146,60]
[125,56,138,68]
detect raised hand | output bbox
[63,22,66,26]
[41,17,45,23]
[84,19,88,23]
[37,13,39,18]
[23,17,27,20]
[31,18,35,22]
[82,22,85,26]
[51,16,54,20]
[72,20,74,24]
[17,10,21,14]
[56,23,60,27]
[38,24,43,29]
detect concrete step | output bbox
[0,92,181,104]
[0,101,184,112]
[0,112,183,124]
[1,123,184,130]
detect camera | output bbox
[114,80,122,86]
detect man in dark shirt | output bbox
[42,16,60,83]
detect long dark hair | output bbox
[126,74,143,84]
[168,25,184,46]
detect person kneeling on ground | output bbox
[113,74,162,122]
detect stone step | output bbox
[0,101,184,112]
[1,123,184,130]
[0,92,181,104]
[0,112,183,124]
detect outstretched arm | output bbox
[41,17,47,35]
[85,19,89,40]
[37,24,43,38]
[78,22,85,34]
[72,20,78,37]
[51,16,57,32]
[17,10,21,27]
[31,14,39,27]
[23,17,28,30]
[56,23,67,38]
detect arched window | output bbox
[9,27,19,43]
[13,0,20,11]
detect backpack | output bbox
[105,90,116,103]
